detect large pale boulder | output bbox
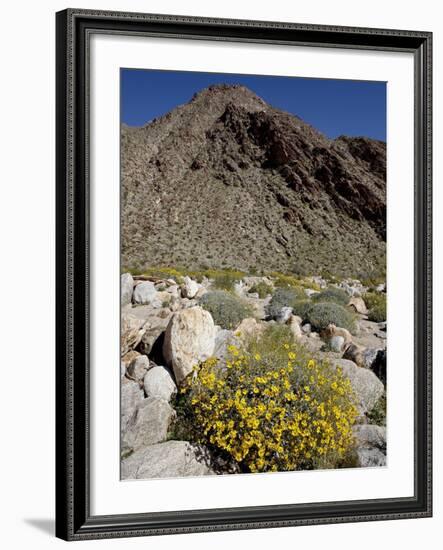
[163,307,216,384]
[133,281,158,305]
[121,273,134,306]
[122,397,175,452]
[144,366,177,401]
[331,358,385,415]
[121,441,215,480]
[181,276,200,299]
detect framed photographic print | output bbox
[55,9,432,541]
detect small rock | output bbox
[361,348,381,370]
[324,324,353,347]
[151,290,172,308]
[235,317,266,342]
[121,273,134,306]
[121,441,215,479]
[304,288,320,298]
[181,276,200,299]
[287,314,302,339]
[276,306,293,324]
[329,335,345,352]
[144,366,177,401]
[166,284,180,297]
[301,323,311,334]
[133,281,158,305]
[121,350,140,367]
[127,355,151,383]
[348,296,368,314]
[343,342,367,367]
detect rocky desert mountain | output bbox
[121,84,386,277]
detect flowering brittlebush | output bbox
[180,326,358,473]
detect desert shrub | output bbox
[306,302,357,333]
[249,281,273,298]
[122,265,145,276]
[141,266,186,283]
[368,303,387,322]
[364,292,387,322]
[193,268,245,291]
[200,290,254,329]
[179,326,358,473]
[270,272,321,291]
[266,287,306,319]
[292,300,313,321]
[311,287,349,306]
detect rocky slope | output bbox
[121,84,386,277]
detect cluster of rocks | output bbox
[120,272,387,479]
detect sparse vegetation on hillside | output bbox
[121,84,386,276]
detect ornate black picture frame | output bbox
[55,8,432,541]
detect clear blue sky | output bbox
[121,68,386,141]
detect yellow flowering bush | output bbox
[179,326,358,473]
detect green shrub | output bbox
[306,302,357,333]
[249,281,273,298]
[292,300,313,321]
[368,303,387,322]
[364,292,387,322]
[179,325,358,473]
[266,287,306,319]
[200,290,254,329]
[311,287,349,306]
